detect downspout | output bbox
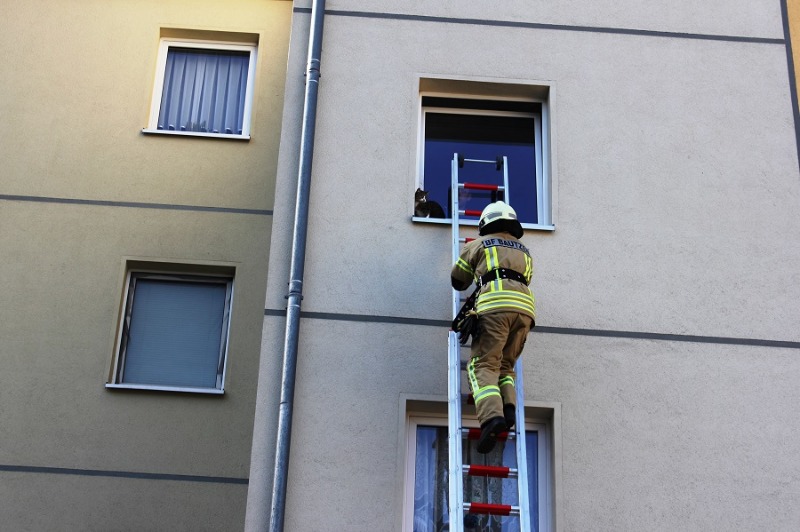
[269,1,325,531]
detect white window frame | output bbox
[414,94,553,231]
[142,38,258,140]
[106,271,234,394]
[403,413,553,532]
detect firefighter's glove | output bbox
[456,310,479,345]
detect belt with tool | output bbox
[451,268,528,344]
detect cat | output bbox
[414,188,446,218]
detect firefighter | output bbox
[451,201,535,453]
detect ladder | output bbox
[447,153,532,531]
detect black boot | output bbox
[477,416,507,454]
[503,404,516,431]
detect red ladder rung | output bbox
[464,464,513,478]
[464,502,518,516]
[460,182,504,191]
[464,428,510,441]
[461,209,482,217]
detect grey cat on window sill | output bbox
[414,188,445,218]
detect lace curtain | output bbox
[157,48,249,135]
[413,426,538,532]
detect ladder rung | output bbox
[463,465,517,478]
[460,209,482,217]
[464,503,519,516]
[462,158,498,165]
[459,182,504,191]
[463,428,511,441]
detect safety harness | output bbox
[451,268,529,344]
[478,267,528,287]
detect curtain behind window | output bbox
[413,426,539,532]
[158,48,249,135]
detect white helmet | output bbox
[479,201,518,232]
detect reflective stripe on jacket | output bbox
[450,231,535,319]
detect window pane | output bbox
[423,112,538,224]
[158,48,249,135]
[525,431,539,529]
[122,279,227,388]
[413,426,448,531]
[413,425,539,531]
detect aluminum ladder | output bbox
[447,152,532,531]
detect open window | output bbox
[404,414,553,531]
[415,89,553,230]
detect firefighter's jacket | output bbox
[451,231,535,319]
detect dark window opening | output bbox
[421,102,540,224]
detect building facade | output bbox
[247,1,800,531]
[3,1,800,531]
[1,1,291,530]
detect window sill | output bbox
[141,128,250,141]
[105,383,224,395]
[411,216,555,232]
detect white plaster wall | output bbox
[324,0,783,39]
[262,319,800,530]
[245,8,311,531]
[279,321,451,531]
[534,333,800,530]
[250,2,800,530]
[296,13,800,340]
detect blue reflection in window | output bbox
[423,110,538,224]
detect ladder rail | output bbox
[447,331,464,531]
[502,155,510,202]
[508,150,530,530]
[448,151,531,531]
[448,153,464,532]
[451,154,461,317]
[514,360,532,531]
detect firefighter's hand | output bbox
[456,311,479,345]
[451,276,472,291]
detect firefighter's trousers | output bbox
[467,311,534,425]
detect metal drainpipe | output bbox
[269,1,325,531]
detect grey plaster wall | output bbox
[0,472,247,531]
[1,1,291,530]
[0,201,269,478]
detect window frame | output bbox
[403,413,553,532]
[414,93,553,231]
[142,38,258,140]
[106,270,234,395]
